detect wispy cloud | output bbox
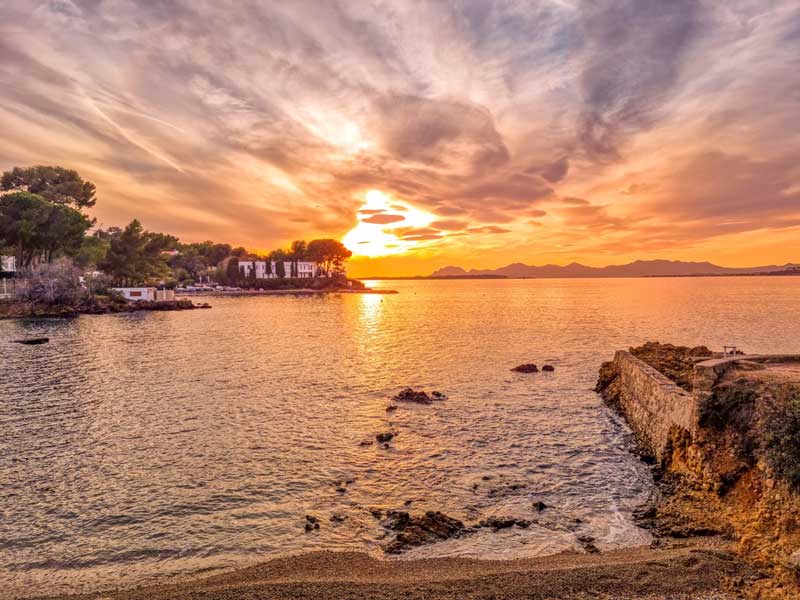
[0,0,798,274]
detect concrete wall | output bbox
[609,351,698,463]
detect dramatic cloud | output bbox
[0,0,798,275]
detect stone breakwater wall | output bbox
[604,351,697,463]
[603,351,800,464]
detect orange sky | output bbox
[1,1,798,277]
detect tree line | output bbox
[0,165,352,287]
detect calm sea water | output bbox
[2,277,800,597]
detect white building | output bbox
[1,255,16,274]
[111,287,174,302]
[238,260,322,279]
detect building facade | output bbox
[1,255,16,275]
[238,260,322,279]
[112,288,176,301]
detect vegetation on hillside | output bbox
[0,164,354,291]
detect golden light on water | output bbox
[342,190,438,257]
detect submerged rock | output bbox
[383,510,467,554]
[542,365,555,372]
[512,364,538,373]
[386,405,398,412]
[476,516,531,531]
[304,515,320,532]
[376,431,394,443]
[577,534,600,554]
[392,388,446,404]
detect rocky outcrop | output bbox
[512,364,538,373]
[476,516,531,531]
[598,343,800,599]
[392,388,446,404]
[382,511,467,554]
[1,298,208,319]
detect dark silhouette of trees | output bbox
[0,192,91,269]
[306,239,352,275]
[98,220,177,285]
[1,165,97,209]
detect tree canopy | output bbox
[306,239,352,275]
[98,220,177,286]
[1,166,97,209]
[0,191,92,268]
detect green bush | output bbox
[758,388,800,491]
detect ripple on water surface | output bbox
[2,277,800,596]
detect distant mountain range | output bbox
[429,260,800,279]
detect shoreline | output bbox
[0,288,397,320]
[35,542,744,600]
[176,287,398,297]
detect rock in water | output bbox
[304,515,320,532]
[393,388,447,404]
[376,431,394,443]
[383,511,466,554]
[512,364,538,373]
[542,364,555,372]
[13,337,49,345]
[476,516,531,531]
[577,535,600,554]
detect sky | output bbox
[1,1,798,277]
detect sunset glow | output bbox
[0,1,798,277]
[342,190,438,258]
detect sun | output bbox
[342,190,437,258]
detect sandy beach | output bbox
[40,541,746,600]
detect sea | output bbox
[2,277,799,596]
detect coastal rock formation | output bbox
[1,298,208,319]
[512,364,538,373]
[392,388,446,404]
[542,364,555,372]
[597,343,800,598]
[383,510,467,554]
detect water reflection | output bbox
[1,277,799,596]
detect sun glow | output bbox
[342,190,438,257]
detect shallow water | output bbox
[2,277,799,596]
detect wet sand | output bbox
[42,542,745,600]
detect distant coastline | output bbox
[360,269,800,281]
[359,259,800,280]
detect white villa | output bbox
[112,288,176,302]
[1,255,17,298]
[238,260,323,279]
[1,255,15,274]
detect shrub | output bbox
[758,388,800,491]
[15,258,87,307]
